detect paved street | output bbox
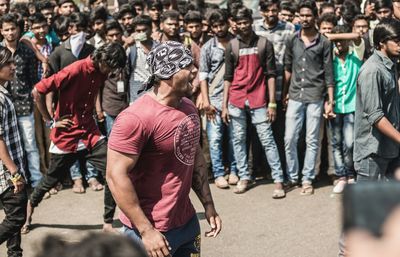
[0,179,341,257]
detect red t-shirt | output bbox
[108,94,200,232]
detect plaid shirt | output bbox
[0,84,26,195]
[254,20,295,99]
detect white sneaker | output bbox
[333,180,347,194]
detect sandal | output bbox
[300,183,314,196]
[233,180,255,194]
[72,179,85,194]
[49,188,58,195]
[272,189,286,199]
[88,178,104,191]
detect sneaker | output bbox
[228,174,239,185]
[233,179,255,194]
[214,176,229,189]
[333,180,347,194]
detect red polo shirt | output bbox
[35,57,106,152]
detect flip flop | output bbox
[72,184,85,194]
[88,178,104,191]
[272,189,286,199]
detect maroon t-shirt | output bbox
[108,94,200,232]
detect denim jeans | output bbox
[284,99,323,183]
[121,215,201,257]
[206,112,237,178]
[328,113,355,178]
[30,139,116,223]
[0,188,27,257]
[69,160,99,181]
[17,113,42,188]
[229,103,284,182]
[105,113,116,137]
[355,155,400,182]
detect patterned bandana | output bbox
[146,41,193,80]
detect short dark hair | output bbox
[184,11,203,24]
[232,6,253,21]
[147,0,163,10]
[132,15,152,29]
[89,6,108,24]
[372,0,393,11]
[36,0,55,12]
[105,19,123,33]
[298,0,318,17]
[117,4,136,19]
[53,15,70,36]
[29,13,48,26]
[320,2,335,13]
[0,47,13,69]
[332,24,352,34]
[34,234,147,257]
[132,0,145,8]
[161,10,180,22]
[341,0,361,24]
[208,9,229,25]
[70,12,89,29]
[58,0,75,7]
[317,13,338,27]
[373,18,400,48]
[259,0,279,12]
[280,1,297,14]
[92,42,127,71]
[0,13,19,30]
[352,14,369,26]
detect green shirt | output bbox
[333,42,364,114]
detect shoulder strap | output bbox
[257,36,268,72]
[231,38,240,67]
[129,45,138,72]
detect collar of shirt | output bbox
[374,49,395,70]
[0,83,10,96]
[296,30,321,49]
[259,20,285,32]
[236,31,258,44]
[211,35,233,50]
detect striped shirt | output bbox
[0,84,26,195]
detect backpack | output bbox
[230,36,269,73]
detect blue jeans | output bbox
[17,113,42,187]
[328,113,355,178]
[70,160,99,181]
[284,99,323,183]
[121,215,201,257]
[229,103,283,182]
[206,112,237,178]
[105,113,116,137]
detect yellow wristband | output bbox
[268,103,277,109]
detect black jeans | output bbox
[30,139,116,223]
[0,187,27,257]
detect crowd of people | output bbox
[0,0,399,256]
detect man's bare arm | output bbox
[192,145,222,237]
[106,148,171,256]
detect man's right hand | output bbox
[204,103,217,121]
[221,107,230,125]
[282,94,289,111]
[141,227,171,257]
[55,114,74,129]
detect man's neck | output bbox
[379,49,392,60]
[240,31,253,44]
[264,19,278,29]
[35,37,47,46]
[139,39,153,50]
[301,27,317,37]
[4,40,17,51]
[162,33,179,42]
[151,86,182,109]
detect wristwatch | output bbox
[45,119,55,129]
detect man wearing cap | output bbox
[107,41,222,257]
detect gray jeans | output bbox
[354,154,400,182]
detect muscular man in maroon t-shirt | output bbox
[107,41,221,257]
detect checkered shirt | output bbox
[0,84,26,195]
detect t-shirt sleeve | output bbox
[108,111,148,155]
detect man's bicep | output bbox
[107,148,139,174]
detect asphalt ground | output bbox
[0,178,341,257]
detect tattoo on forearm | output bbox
[192,147,214,207]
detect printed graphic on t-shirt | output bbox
[174,114,200,165]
